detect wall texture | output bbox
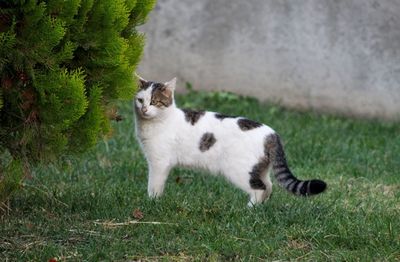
[139,0,400,120]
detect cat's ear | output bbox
[164,77,177,91]
[135,73,148,89]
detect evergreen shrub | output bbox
[0,0,155,202]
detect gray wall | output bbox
[139,0,400,120]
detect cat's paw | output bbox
[148,189,164,199]
[247,201,257,208]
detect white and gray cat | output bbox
[134,76,326,206]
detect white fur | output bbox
[134,79,276,206]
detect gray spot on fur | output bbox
[199,132,216,152]
[238,118,262,131]
[182,109,205,125]
[248,133,282,190]
[249,161,268,190]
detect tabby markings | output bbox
[151,83,173,107]
[251,133,327,195]
[199,132,216,152]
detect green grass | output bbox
[1,89,400,261]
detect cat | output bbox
[134,76,327,206]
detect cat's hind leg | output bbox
[247,169,273,207]
[224,162,272,206]
[147,161,171,198]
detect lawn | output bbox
[1,89,399,261]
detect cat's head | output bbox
[134,75,176,120]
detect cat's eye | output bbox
[137,98,144,103]
[150,100,156,105]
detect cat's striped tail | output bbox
[266,133,327,196]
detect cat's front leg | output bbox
[147,161,171,199]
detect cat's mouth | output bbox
[135,107,152,119]
[140,111,153,119]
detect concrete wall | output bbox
[138,0,400,120]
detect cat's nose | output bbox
[141,107,148,113]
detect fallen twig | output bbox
[93,219,178,228]
[0,200,11,216]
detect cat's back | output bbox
[177,109,275,154]
[180,109,274,137]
